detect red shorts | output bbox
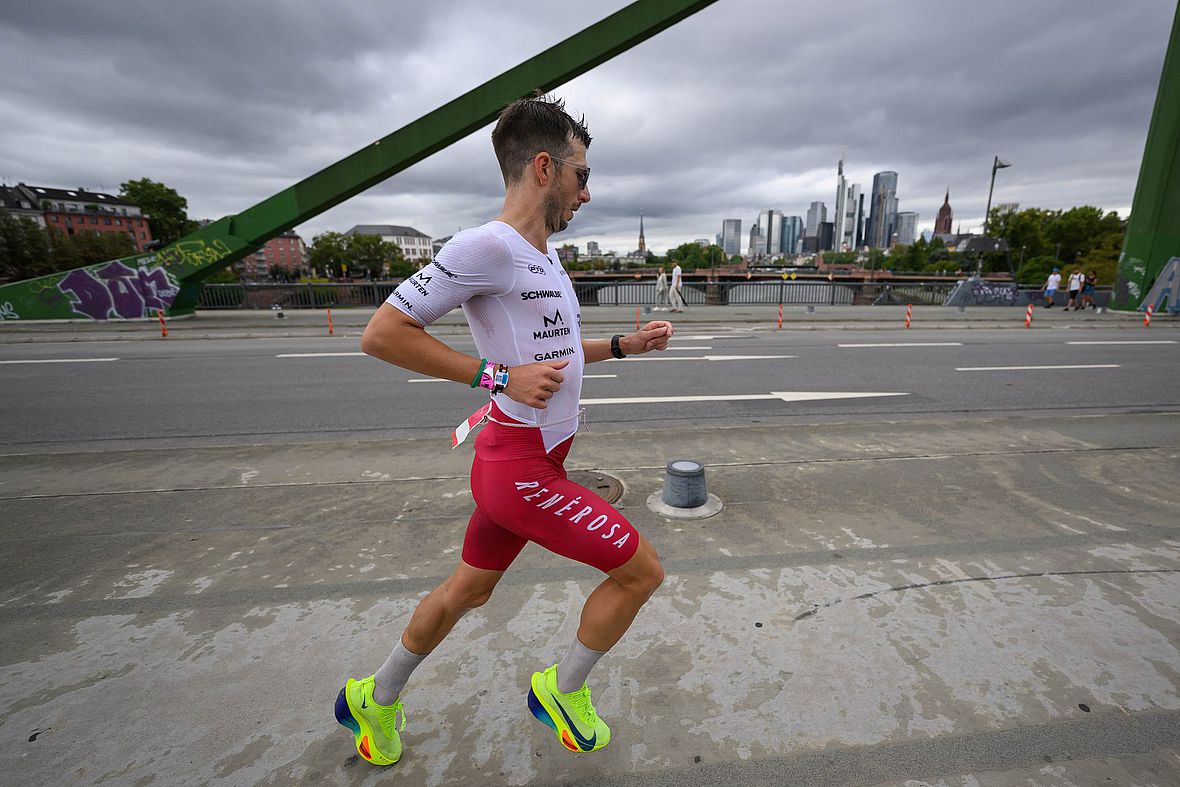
[462,404,641,573]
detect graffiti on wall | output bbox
[968,280,1021,305]
[57,262,181,320]
[0,302,18,320]
[156,239,233,272]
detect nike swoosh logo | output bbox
[552,695,596,750]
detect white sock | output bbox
[373,638,427,706]
[556,638,607,694]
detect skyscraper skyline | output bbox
[805,201,827,237]
[781,215,803,256]
[833,157,864,252]
[894,211,918,246]
[721,218,742,256]
[867,171,899,249]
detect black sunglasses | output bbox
[550,156,590,190]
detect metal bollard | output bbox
[663,460,707,508]
[648,459,723,519]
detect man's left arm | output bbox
[582,321,674,363]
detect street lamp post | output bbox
[983,155,1012,237]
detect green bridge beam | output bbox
[0,0,718,321]
[1113,2,1180,310]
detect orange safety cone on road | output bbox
[327,307,334,336]
[777,303,783,330]
[636,306,640,331]
[1144,304,1153,327]
[1025,303,1034,327]
[905,304,912,329]
[157,308,168,338]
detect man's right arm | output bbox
[361,303,481,385]
[360,303,568,409]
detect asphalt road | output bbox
[1,325,1177,451]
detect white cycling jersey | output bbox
[386,220,584,452]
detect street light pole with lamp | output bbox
[983,155,1012,237]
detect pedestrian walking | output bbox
[1043,267,1061,308]
[654,266,670,311]
[669,261,686,312]
[334,94,673,768]
[1081,270,1098,310]
[1066,269,1083,310]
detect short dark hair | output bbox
[491,94,591,185]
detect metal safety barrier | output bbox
[199,279,1071,309]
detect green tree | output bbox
[347,233,404,279]
[118,178,199,245]
[865,248,886,270]
[1015,255,1059,286]
[988,206,1051,259]
[990,204,1125,281]
[308,231,407,279]
[68,230,136,267]
[666,242,725,271]
[897,236,929,270]
[308,231,350,277]
[0,214,53,280]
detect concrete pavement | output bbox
[2,404,1179,785]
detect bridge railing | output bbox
[197,280,946,309]
[197,280,1105,309]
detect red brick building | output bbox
[13,183,154,252]
[237,230,308,279]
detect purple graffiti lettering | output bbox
[95,262,146,318]
[59,270,114,319]
[137,267,180,311]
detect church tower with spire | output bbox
[638,211,647,255]
[934,189,953,235]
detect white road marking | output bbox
[662,345,713,350]
[839,342,963,348]
[613,354,794,362]
[0,357,119,364]
[581,391,908,405]
[276,352,366,358]
[956,364,1120,371]
[1065,340,1177,345]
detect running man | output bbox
[334,94,673,767]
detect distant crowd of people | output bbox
[1042,267,1098,310]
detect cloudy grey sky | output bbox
[1,1,1174,255]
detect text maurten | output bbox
[513,481,632,549]
[533,310,570,340]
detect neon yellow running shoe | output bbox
[527,664,611,753]
[334,675,407,766]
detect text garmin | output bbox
[514,481,633,550]
[534,347,576,362]
[533,310,570,340]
